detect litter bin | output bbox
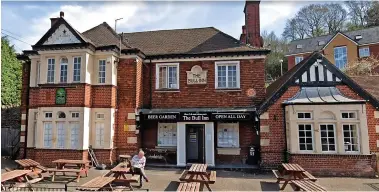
[246,145,260,165]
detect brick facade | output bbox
[26,148,88,167]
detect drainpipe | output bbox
[283,105,289,163]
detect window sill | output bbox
[155,89,180,93]
[217,147,240,155]
[290,152,365,156]
[215,89,241,92]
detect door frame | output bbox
[185,124,205,163]
[177,122,215,166]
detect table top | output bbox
[77,176,115,191]
[1,170,31,183]
[15,159,40,167]
[111,163,130,173]
[292,180,327,191]
[52,159,90,164]
[188,164,208,173]
[119,155,131,158]
[282,163,305,172]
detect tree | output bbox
[367,1,379,27]
[1,37,22,108]
[324,3,347,34]
[344,1,372,29]
[262,31,288,80]
[296,4,328,37]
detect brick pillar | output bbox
[19,61,30,159]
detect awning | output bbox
[283,87,365,105]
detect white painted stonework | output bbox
[260,112,269,119]
[21,114,27,120]
[375,111,379,118]
[260,125,269,133]
[43,24,81,45]
[21,125,26,132]
[261,139,270,146]
[20,136,25,142]
[377,140,379,148]
[127,113,136,120]
[127,137,137,144]
[128,125,136,132]
[376,125,379,133]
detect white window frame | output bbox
[343,124,360,153]
[297,112,312,119]
[341,111,357,119]
[334,46,347,69]
[157,123,177,147]
[155,63,179,90]
[71,112,80,119]
[36,61,40,86]
[56,122,65,148]
[96,113,105,120]
[295,56,303,65]
[359,47,370,58]
[60,58,68,83]
[73,57,81,82]
[70,122,80,149]
[47,58,55,83]
[45,112,53,119]
[217,123,240,148]
[98,60,106,84]
[320,124,336,153]
[215,61,240,89]
[43,122,53,148]
[298,124,314,152]
[95,122,105,147]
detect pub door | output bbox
[186,124,205,163]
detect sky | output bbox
[1,1,311,53]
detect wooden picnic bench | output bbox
[47,168,82,182]
[15,159,50,179]
[291,180,327,191]
[1,170,38,191]
[77,176,115,191]
[177,182,201,192]
[276,163,306,190]
[179,164,216,191]
[48,159,90,182]
[104,163,140,191]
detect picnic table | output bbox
[77,176,115,191]
[104,163,140,191]
[279,163,306,190]
[48,159,90,182]
[291,180,327,191]
[1,170,34,191]
[15,159,40,171]
[179,164,216,191]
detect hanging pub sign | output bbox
[211,113,252,121]
[143,113,179,121]
[181,112,210,121]
[187,65,207,84]
[55,88,66,105]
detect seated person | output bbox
[131,150,149,186]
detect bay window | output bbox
[298,124,313,151]
[343,124,359,152]
[320,124,336,152]
[215,61,240,89]
[95,122,105,147]
[60,58,68,83]
[157,123,177,146]
[47,58,55,83]
[57,122,65,148]
[73,57,81,82]
[43,122,53,148]
[156,63,179,89]
[70,123,79,149]
[98,60,106,83]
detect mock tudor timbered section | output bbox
[259,52,379,176]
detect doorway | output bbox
[186,124,205,163]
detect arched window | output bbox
[58,111,66,118]
[320,111,336,120]
[60,57,68,83]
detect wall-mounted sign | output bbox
[55,88,66,105]
[187,65,207,84]
[211,113,252,121]
[144,113,179,121]
[181,112,210,121]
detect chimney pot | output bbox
[60,11,64,18]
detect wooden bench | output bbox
[291,180,327,191]
[47,168,82,182]
[302,171,317,182]
[179,170,189,181]
[272,170,284,183]
[177,182,201,192]
[209,171,216,183]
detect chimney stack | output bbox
[60,11,64,18]
[241,0,263,47]
[50,11,64,27]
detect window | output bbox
[95,123,105,147]
[60,58,68,83]
[57,111,66,118]
[70,123,79,149]
[215,61,240,89]
[57,122,65,148]
[334,46,347,69]
[343,124,359,152]
[157,123,177,146]
[296,44,303,49]
[320,124,336,152]
[342,112,356,119]
[71,112,80,118]
[359,47,370,58]
[45,112,52,118]
[47,58,55,83]
[96,113,105,119]
[98,60,106,83]
[43,122,53,148]
[298,124,313,151]
[73,57,81,82]
[297,112,312,119]
[156,63,179,89]
[217,123,239,148]
[295,56,303,65]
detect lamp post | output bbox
[114,18,123,33]
[279,59,284,76]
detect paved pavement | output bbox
[2,158,379,191]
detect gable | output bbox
[294,61,341,85]
[43,24,81,45]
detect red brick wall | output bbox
[143,64,151,108]
[136,59,143,108]
[92,149,117,166]
[19,62,31,159]
[260,86,300,168]
[287,53,311,70]
[244,1,262,47]
[368,43,379,73]
[152,59,265,108]
[26,149,88,167]
[290,154,375,177]
[91,85,116,108]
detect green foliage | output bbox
[367,2,379,27]
[262,31,288,80]
[1,37,22,107]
